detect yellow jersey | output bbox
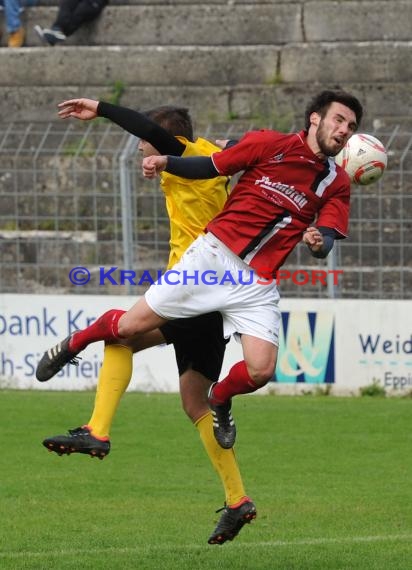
[160,137,230,269]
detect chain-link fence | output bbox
[0,120,411,299]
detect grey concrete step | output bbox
[1,45,281,86]
[305,0,411,42]
[2,42,410,87]
[7,1,410,48]
[1,42,411,126]
[2,80,411,130]
[1,1,411,127]
[24,3,300,47]
[34,0,281,5]
[2,38,410,127]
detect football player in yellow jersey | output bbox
[40,98,256,544]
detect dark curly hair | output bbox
[304,90,363,130]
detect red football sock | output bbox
[68,309,126,352]
[211,361,259,403]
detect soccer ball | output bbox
[335,133,388,186]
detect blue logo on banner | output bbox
[275,311,335,383]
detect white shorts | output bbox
[145,233,281,346]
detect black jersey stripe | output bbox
[310,162,331,194]
[238,210,291,260]
[311,158,337,197]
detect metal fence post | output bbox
[327,246,339,299]
[119,134,138,295]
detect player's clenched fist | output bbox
[302,226,324,252]
[142,155,168,178]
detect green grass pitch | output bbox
[1,390,412,569]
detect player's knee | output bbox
[117,315,142,338]
[117,321,133,338]
[248,363,275,386]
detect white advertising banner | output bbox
[270,298,412,395]
[0,294,180,392]
[0,294,411,394]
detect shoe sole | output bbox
[43,441,109,460]
[208,509,257,545]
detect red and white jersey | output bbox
[208,129,351,275]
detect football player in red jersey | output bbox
[136,89,362,426]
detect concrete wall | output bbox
[0,1,411,127]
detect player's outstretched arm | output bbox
[57,98,99,121]
[58,99,185,157]
[143,154,219,180]
[96,101,185,156]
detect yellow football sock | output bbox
[196,412,247,506]
[87,344,133,439]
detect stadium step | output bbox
[0,42,411,129]
[13,1,412,47]
[0,0,411,127]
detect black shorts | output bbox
[160,312,228,381]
